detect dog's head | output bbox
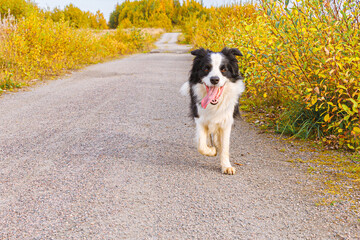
[190,47,243,108]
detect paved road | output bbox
[0,33,358,239]
[151,32,190,53]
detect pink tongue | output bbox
[201,86,220,109]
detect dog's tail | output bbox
[180,82,189,96]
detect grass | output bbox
[283,137,360,215]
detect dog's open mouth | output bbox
[201,84,225,109]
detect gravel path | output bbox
[0,33,359,239]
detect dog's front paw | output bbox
[222,167,236,175]
[198,146,217,157]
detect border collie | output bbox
[180,47,245,175]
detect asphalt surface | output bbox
[151,32,190,53]
[0,33,359,239]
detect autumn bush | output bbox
[183,0,360,151]
[46,4,108,29]
[109,0,208,30]
[0,10,156,93]
[0,0,38,18]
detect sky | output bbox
[32,0,233,21]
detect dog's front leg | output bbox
[213,129,221,151]
[220,123,235,175]
[195,120,217,157]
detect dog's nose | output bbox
[210,76,219,85]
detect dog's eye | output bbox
[204,66,210,72]
[220,67,227,73]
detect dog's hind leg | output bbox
[195,120,217,157]
[219,123,236,175]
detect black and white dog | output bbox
[180,47,245,175]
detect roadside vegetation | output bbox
[182,0,360,153]
[0,0,158,93]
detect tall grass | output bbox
[0,9,157,93]
[182,0,360,150]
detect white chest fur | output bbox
[193,80,245,130]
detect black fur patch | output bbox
[189,84,199,118]
[233,103,241,119]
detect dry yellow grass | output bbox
[0,13,158,93]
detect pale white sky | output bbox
[33,0,235,21]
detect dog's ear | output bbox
[221,47,243,57]
[191,48,208,57]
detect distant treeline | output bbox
[1,0,208,30]
[0,0,108,29]
[109,0,208,30]
[46,4,108,29]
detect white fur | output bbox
[202,53,228,87]
[193,79,245,174]
[180,82,189,96]
[193,80,245,126]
